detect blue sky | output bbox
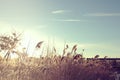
[0,0,120,57]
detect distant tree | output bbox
[94,55,99,59]
[0,32,22,60]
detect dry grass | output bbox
[0,32,118,80]
[0,55,116,80]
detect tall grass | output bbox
[0,54,116,80]
[0,32,117,80]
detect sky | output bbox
[0,0,120,58]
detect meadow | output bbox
[0,54,118,80]
[0,32,119,80]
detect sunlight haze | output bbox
[0,0,120,58]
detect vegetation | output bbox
[0,55,118,80]
[0,32,22,60]
[0,32,119,80]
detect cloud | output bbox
[61,19,81,22]
[85,13,120,17]
[52,10,67,14]
[56,19,83,22]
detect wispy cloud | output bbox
[85,13,120,17]
[61,19,81,22]
[56,19,84,22]
[52,10,67,14]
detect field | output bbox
[0,32,120,80]
[0,55,119,80]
